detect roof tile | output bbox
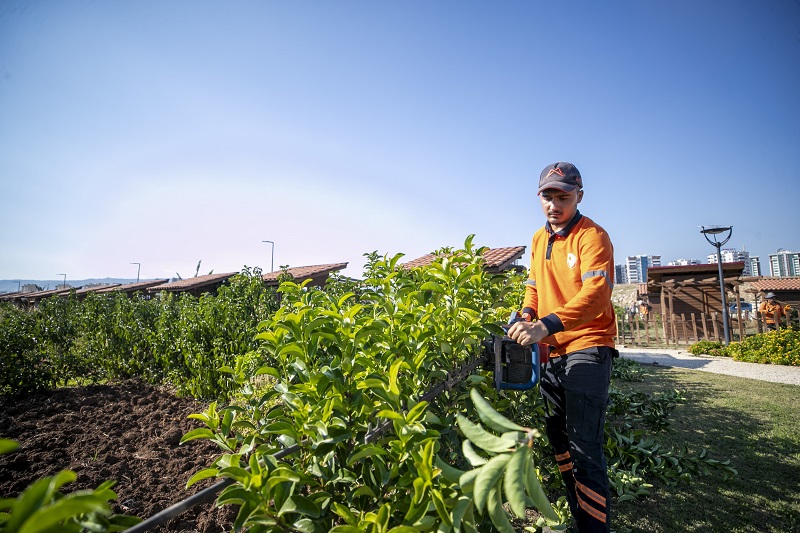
[262,263,348,284]
[749,277,800,291]
[402,246,525,270]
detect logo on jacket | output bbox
[567,253,577,269]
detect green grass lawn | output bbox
[613,366,800,533]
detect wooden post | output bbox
[654,313,661,344]
[634,315,641,345]
[668,292,678,345]
[711,312,719,342]
[734,290,744,341]
[660,290,669,344]
[681,314,689,345]
[644,317,650,346]
[671,316,678,347]
[691,313,699,343]
[701,312,709,340]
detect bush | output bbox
[727,327,800,365]
[688,340,728,357]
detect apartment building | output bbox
[667,258,701,266]
[626,254,661,284]
[769,249,800,277]
[707,248,752,276]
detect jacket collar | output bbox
[545,210,583,238]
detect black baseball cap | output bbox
[538,162,583,194]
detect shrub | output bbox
[727,328,800,366]
[688,340,728,357]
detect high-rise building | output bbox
[750,256,761,277]
[707,248,752,276]
[768,249,800,277]
[614,264,628,284]
[626,255,661,284]
[667,258,701,266]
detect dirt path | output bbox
[0,380,235,532]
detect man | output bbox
[508,162,616,533]
[759,292,785,331]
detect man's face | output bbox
[539,187,583,228]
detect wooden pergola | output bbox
[645,262,746,343]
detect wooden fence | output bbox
[616,310,799,347]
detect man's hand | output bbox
[506,320,549,347]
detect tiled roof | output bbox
[0,291,23,301]
[17,287,75,301]
[262,263,348,285]
[68,284,120,297]
[149,272,237,292]
[402,246,526,271]
[96,279,170,293]
[748,277,800,291]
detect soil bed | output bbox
[0,380,236,532]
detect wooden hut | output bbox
[646,262,746,343]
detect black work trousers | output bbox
[540,346,613,533]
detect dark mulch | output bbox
[0,380,236,532]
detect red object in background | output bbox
[537,342,550,363]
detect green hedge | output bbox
[0,267,279,398]
[688,328,800,366]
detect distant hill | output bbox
[0,278,146,294]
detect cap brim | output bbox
[538,182,578,194]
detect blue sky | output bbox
[1,1,799,283]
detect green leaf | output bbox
[278,343,306,359]
[179,428,216,444]
[470,388,526,433]
[504,446,528,518]
[462,440,487,467]
[459,468,480,492]
[20,494,110,533]
[186,468,219,488]
[473,454,510,514]
[456,414,515,453]
[0,439,18,455]
[347,445,388,466]
[278,494,322,518]
[389,358,404,396]
[434,455,464,484]
[525,458,559,522]
[351,486,377,499]
[450,495,472,533]
[419,281,445,293]
[331,502,359,525]
[486,485,516,533]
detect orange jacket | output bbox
[521,212,617,356]
[758,300,785,324]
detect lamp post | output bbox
[262,240,275,272]
[130,262,141,283]
[701,225,733,345]
[57,273,66,290]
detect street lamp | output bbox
[57,273,67,290]
[701,225,733,344]
[262,240,275,272]
[130,262,141,283]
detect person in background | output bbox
[639,300,650,321]
[758,292,786,331]
[507,162,616,533]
